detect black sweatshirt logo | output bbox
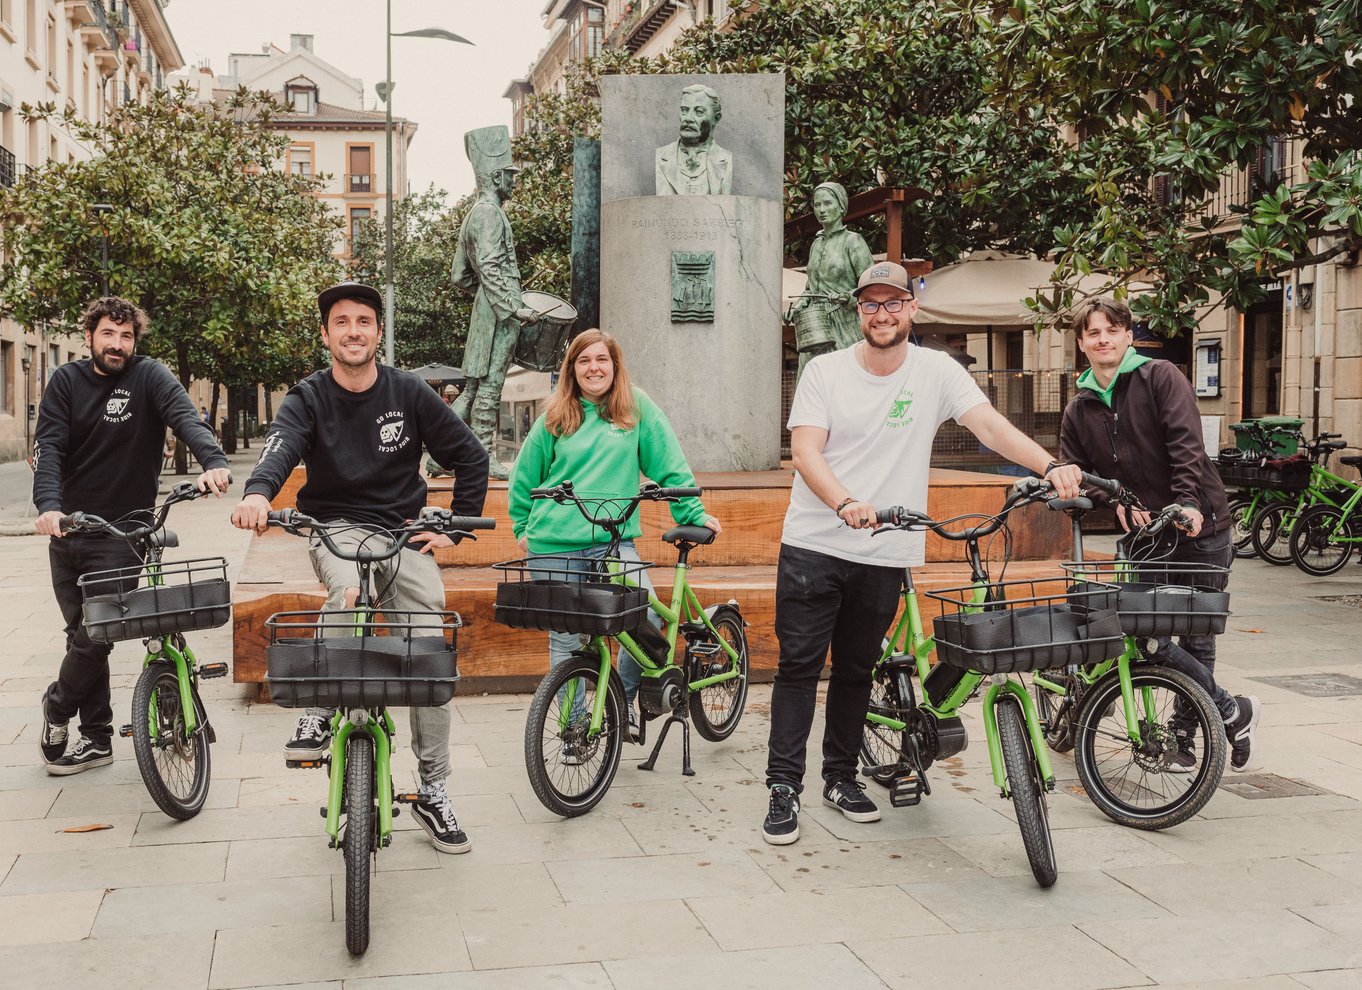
[376,412,409,453]
[104,389,133,423]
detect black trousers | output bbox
[766,543,903,793]
[47,535,141,745]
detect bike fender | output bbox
[188,681,216,745]
[703,602,746,626]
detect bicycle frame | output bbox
[138,546,201,738]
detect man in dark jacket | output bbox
[1060,296,1259,772]
[33,297,231,775]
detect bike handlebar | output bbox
[60,483,207,540]
[528,481,704,534]
[266,508,497,562]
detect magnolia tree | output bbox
[0,86,341,466]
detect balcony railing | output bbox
[0,145,16,189]
[345,173,374,194]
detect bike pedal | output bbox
[687,642,722,658]
[286,758,327,769]
[393,792,420,804]
[197,663,229,679]
[118,724,133,738]
[889,773,928,808]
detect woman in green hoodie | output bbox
[508,329,721,739]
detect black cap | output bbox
[318,280,383,322]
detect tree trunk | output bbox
[241,384,251,450]
[264,386,274,427]
[209,382,221,437]
[223,387,238,455]
[174,341,191,475]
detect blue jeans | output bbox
[529,541,661,707]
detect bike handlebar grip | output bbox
[1080,473,1122,496]
[455,517,498,531]
[655,487,702,498]
[875,507,902,525]
[59,513,80,531]
[529,488,558,499]
[266,509,294,527]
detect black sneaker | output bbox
[1227,695,1261,772]
[822,778,882,823]
[626,706,641,744]
[1165,733,1196,773]
[45,736,112,776]
[283,712,331,762]
[763,784,800,845]
[560,741,585,766]
[39,687,68,765]
[412,780,471,854]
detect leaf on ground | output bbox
[61,823,113,833]
[1237,628,1265,634]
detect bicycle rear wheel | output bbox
[860,663,916,784]
[524,652,625,817]
[996,696,1057,888]
[1250,502,1295,565]
[1072,666,1225,830]
[1033,675,1075,754]
[1289,504,1356,576]
[1227,495,1258,559]
[343,734,374,956]
[688,606,750,742]
[131,661,210,820]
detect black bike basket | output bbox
[264,610,461,709]
[1216,458,1310,492]
[492,556,652,636]
[79,557,231,644]
[928,577,1125,674]
[1062,561,1230,638]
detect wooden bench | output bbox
[233,467,1074,694]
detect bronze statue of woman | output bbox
[791,181,874,379]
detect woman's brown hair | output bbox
[543,329,638,437]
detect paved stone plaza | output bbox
[1,453,1361,988]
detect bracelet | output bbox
[1043,460,1067,475]
[834,497,856,515]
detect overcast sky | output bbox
[164,0,549,199]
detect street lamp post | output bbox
[380,3,473,367]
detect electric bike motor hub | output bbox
[639,667,687,717]
[907,709,968,764]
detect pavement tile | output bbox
[459,898,718,969]
[0,931,215,989]
[1,841,227,894]
[374,860,564,914]
[1104,856,1362,915]
[131,803,322,845]
[209,913,471,988]
[0,812,141,856]
[940,821,1185,879]
[604,943,888,989]
[457,817,645,866]
[224,834,440,881]
[93,874,333,937]
[903,868,1171,932]
[1137,809,1362,863]
[0,785,59,820]
[1080,908,1358,983]
[1290,972,1362,990]
[0,888,103,945]
[1291,899,1362,935]
[687,883,950,949]
[850,923,1149,990]
[1303,851,1362,886]
[549,847,780,904]
[47,777,240,817]
[748,835,985,892]
[346,964,612,989]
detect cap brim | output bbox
[852,280,915,298]
[318,284,384,319]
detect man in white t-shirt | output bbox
[762,261,1084,846]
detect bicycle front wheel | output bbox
[688,606,750,742]
[1033,674,1076,754]
[1290,504,1355,576]
[524,651,625,817]
[1250,501,1294,565]
[996,696,1057,888]
[1072,666,1225,830]
[131,661,210,820]
[861,664,916,784]
[343,734,374,956]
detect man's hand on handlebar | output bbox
[232,493,274,533]
[837,498,879,530]
[408,531,454,554]
[1115,503,1153,532]
[1044,463,1084,500]
[1173,505,1203,537]
[196,468,232,496]
[35,510,66,539]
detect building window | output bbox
[347,145,372,192]
[349,207,372,247]
[24,0,35,53]
[288,144,312,176]
[287,86,315,114]
[0,340,11,414]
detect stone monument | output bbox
[601,73,785,472]
[450,124,536,477]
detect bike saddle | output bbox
[1341,455,1362,468]
[149,528,179,549]
[662,525,716,546]
[1048,496,1094,512]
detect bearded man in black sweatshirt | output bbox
[33,297,231,775]
[232,281,490,854]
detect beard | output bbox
[91,346,129,375]
[863,325,911,350]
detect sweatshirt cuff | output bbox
[243,483,276,501]
[37,499,62,515]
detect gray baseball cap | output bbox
[852,261,915,298]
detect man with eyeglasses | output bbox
[761,261,1084,845]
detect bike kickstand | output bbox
[638,714,695,777]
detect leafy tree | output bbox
[0,86,342,466]
[976,0,1362,332]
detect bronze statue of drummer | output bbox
[791,181,873,380]
[451,124,537,477]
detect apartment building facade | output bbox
[0,0,183,462]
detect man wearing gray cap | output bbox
[451,125,537,478]
[761,261,1084,845]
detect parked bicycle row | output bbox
[30,279,1262,953]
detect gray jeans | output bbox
[307,521,451,785]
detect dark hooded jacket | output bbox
[1060,358,1231,533]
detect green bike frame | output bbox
[140,558,199,737]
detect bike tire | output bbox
[860,664,917,784]
[1250,501,1294,565]
[524,652,625,817]
[343,734,374,956]
[1072,666,1225,830]
[996,696,1057,888]
[1227,495,1259,559]
[1289,504,1355,577]
[1033,675,1075,754]
[131,661,210,820]
[687,606,750,742]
